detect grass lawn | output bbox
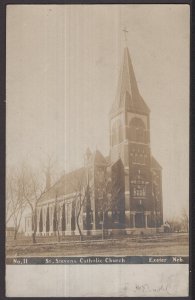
[6,233,188,257]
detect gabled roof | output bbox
[38,150,108,204]
[39,167,86,204]
[87,149,108,166]
[111,47,150,116]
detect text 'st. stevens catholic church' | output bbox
[25,47,163,236]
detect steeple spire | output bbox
[111,46,150,116]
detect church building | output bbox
[25,46,163,237]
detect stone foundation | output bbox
[29,226,164,238]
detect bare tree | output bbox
[21,165,46,243]
[181,208,189,233]
[70,171,92,241]
[73,187,86,241]
[42,154,56,190]
[98,188,112,240]
[99,175,124,240]
[166,217,182,233]
[167,208,189,233]
[95,160,125,240]
[53,188,62,242]
[6,170,27,240]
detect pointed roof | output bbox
[91,150,108,166]
[111,47,150,116]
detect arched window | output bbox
[46,206,50,232]
[39,208,43,233]
[128,118,146,143]
[61,203,66,231]
[67,204,70,225]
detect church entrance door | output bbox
[135,212,145,228]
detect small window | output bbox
[129,118,146,143]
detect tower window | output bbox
[128,118,146,143]
[132,179,146,197]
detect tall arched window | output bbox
[128,118,146,143]
[111,119,123,146]
[46,206,50,232]
[61,203,66,231]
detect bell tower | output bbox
[110,46,150,163]
[110,45,153,228]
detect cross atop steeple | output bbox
[122,27,128,44]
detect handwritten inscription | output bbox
[134,283,172,295]
[134,274,176,296]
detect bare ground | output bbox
[6,233,189,257]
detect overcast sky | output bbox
[6,4,189,219]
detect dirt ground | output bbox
[6,233,189,257]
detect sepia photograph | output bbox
[5,4,189,297]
